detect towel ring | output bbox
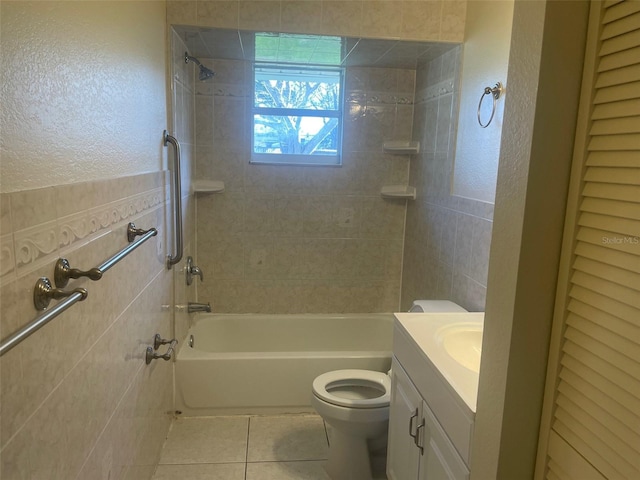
[477,82,503,128]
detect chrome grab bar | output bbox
[54,223,158,287]
[98,226,157,273]
[146,334,178,364]
[33,277,88,310]
[1,287,87,356]
[164,130,183,270]
[126,222,156,242]
[0,223,158,356]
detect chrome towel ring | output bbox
[477,82,503,128]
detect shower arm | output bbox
[184,52,215,81]
[185,53,202,67]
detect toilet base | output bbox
[324,429,373,480]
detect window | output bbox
[251,65,344,166]
[250,32,345,166]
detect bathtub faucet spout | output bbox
[188,302,211,313]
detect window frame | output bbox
[250,63,345,166]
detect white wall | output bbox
[0,1,168,193]
[453,0,514,203]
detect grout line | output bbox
[154,414,330,476]
[244,416,251,480]
[74,359,148,479]
[246,459,328,465]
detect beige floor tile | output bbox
[245,461,330,480]
[247,415,329,462]
[153,463,246,480]
[159,416,249,464]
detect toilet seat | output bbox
[312,369,390,409]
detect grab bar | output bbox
[0,223,157,356]
[164,130,183,270]
[126,222,156,242]
[54,223,158,287]
[0,288,87,356]
[98,226,157,273]
[33,277,88,310]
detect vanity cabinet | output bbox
[387,358,470,480]
[387,358,422,480]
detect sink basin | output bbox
[393,312,484,412]
[436,324,483,373]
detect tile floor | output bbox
[152,414,332,480]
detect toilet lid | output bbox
[312,369,390,409]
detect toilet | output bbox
[311,300,467,480]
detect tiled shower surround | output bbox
[0,173,174,478]
[401,46,493,311]
[194,60,415,313]
[190,45,492,313]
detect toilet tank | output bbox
[409,300,468,313]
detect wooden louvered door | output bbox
[536,1,640,479]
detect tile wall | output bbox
[167,0,466,42]
[193,60,415,313]
[401,46,494,311]
[0,173,174,479]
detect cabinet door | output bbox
[387,359,422,480]
[418,401,470,480]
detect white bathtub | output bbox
[175,313,393,415]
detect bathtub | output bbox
[175,313,393,415]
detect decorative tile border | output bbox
[87,187,165,237]
[415,77,455,104]
[14,220,58,277]
[8,185,167,278]
[217,90,418,108]
[58,212,90,251]
[346,91,415,106]
[0,233,16,284]
[205,79,415,105]
[212,84,248,98]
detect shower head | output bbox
[184,52,215,82]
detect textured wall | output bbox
[472,0,589,477]
[167,0,466,42]
[0,2,173,479]
[0,1,168,193]
[400,46,494,312]
[452,0,514,202]
[194,60,414,313]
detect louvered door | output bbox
[538,1,640,479]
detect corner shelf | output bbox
[192,180,225,194]
[381,185,416,200]
[383,141,420,155]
